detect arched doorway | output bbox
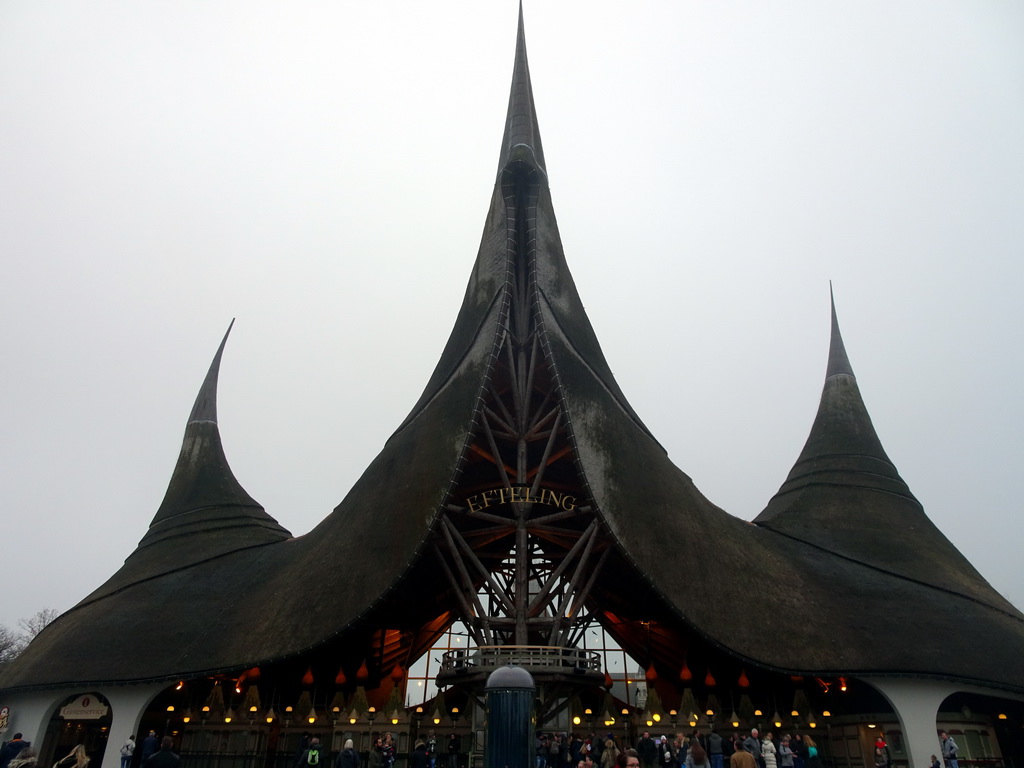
[40,693,113,768]
[937,692,1024,768]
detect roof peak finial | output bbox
[497,1,546,175]
[188,318,235,424]
[827,283,854,378]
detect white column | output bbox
[861,678,954,768]
[99,684,167,768]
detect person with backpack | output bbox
[120,736,136,768]
[299,738,324,768]
[939,732,959,768]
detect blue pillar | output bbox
[485,665,536,768]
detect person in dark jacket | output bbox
[447,734,460,768]
[140,732,159,766]
[0,735,30,768]
[410,741,430,768]
[336,739,360,768]
[145,738,179,768]
[637,733,658,768]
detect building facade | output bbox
[3,10,1023,768]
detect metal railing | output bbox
[439,645,602,675]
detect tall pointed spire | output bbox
[139,322,289,547]
[79,324,290,603]
[756,291,1004,605]
[497,3,545,175]
[761,289,905,500]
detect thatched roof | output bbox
[3,9,1023,696]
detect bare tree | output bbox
[0,624,25,664]
[0,608,59,665]
[18,607,58,640]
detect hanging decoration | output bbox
[242,685,262,714]
[296,690,314,720]
[203,682,226,716]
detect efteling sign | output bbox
[465,485,577,514]
[60,695,109,720]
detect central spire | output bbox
[497,4,545,175]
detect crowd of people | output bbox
[295,731,459,768]
[0,724,963,768]
[534,728,827,768]
[0,731,182,768]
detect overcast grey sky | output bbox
[1,2,1021,633]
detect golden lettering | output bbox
[467,486,580,511]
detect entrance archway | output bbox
[40,693,113,768]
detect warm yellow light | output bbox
[368,706,376,713]
[669,710,677,717]
[706,709,714,716]
[868,724,876,729]
[235,687,242,694]
[202,706,210,713]
[452,707,459,714]
[350,717,357,725]
[266,716,274,724]
[183,717,191,724]
[332,707,340,714]
[646,720,653,727]
[175,681,184,691]
[224,716,232,723]
[621,708,629,716]
[999,714,1008,720]
[822,710,831,717]
[167,706,175,712]
[809,723,816,729]
[791,710,799,717]
[689,720,697,727]
[585,709,593,716]
[250,706,258,713]
[391,717,399,725]
[732,721,739,728]
[433,717,441,725]
[285,706,293,713]
[774,720,782,728]
[574,716,582,726]
[308,715,316,724]
[653,713,661,722]
[754,709,763,716]
[416,707,424,714]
